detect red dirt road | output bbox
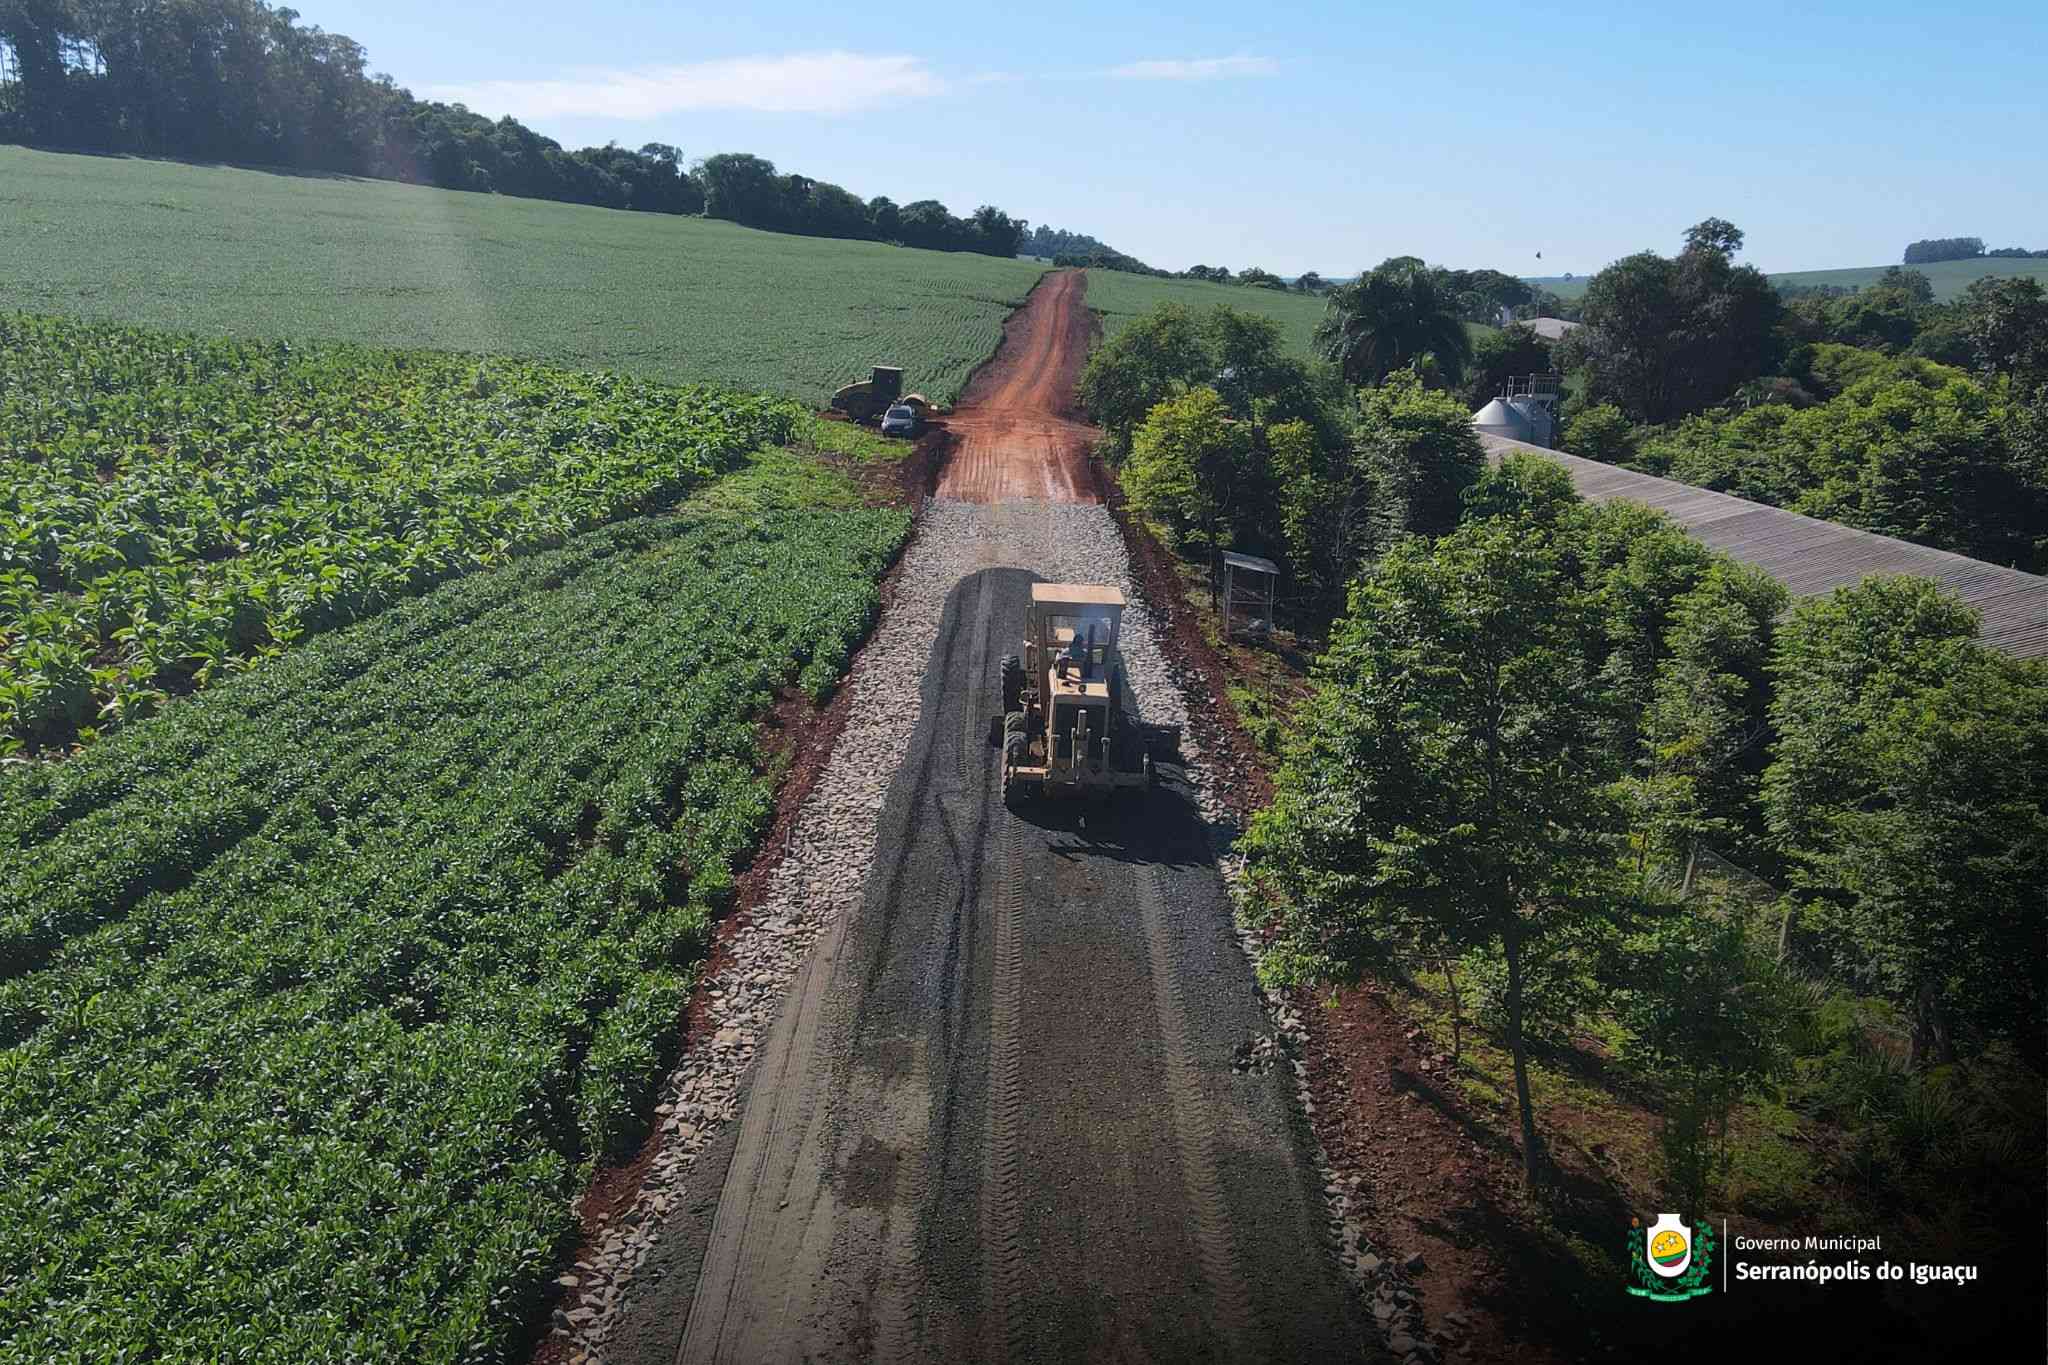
[934,269,1102,503]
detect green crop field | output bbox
[1084,270,1495,366]
[0,450,910,1362]
[1528,256,2048,303]
[1765,256,2048,299]
[0,313,875,755]
[0,146,1048,404]
[1084,269,1330,359]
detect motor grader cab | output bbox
[997,583,1174,805]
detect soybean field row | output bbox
[0,458,911,1362]
[1,313,804,753]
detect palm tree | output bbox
[1314,257,1473,387]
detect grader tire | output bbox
[999,654,1024,713]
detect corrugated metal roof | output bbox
[1479,434,2048,660]
[1523,317,1582,340]
[1223,551,1280,575]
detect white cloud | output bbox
[1106,56,1279,81]
[425,52,945,120]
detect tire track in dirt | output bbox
[979,810,1030,1363]
[936,270,1102,505]
[1132,865,1261,1359]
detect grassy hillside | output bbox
[0,146,1048,404]
[1084,270,1329,359]
[1529,256,2048,303]
[1766,256,2048,299]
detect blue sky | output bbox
[309,1,2047,277]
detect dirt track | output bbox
[934,270,1102,504]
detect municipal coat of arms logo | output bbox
[1626,1213,1714,1302]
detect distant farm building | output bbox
[1493,311,1583,341]
[1521,316,1581,341]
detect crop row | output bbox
[0,147,1049,406]
[0,475,911,1362]
[0,313,805,752]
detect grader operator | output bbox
[997,583,1173,805]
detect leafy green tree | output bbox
[1124,387,1254,555]
[1315,256,1473,387]
[1293,271,1327,294]
[1270,416,1391,611]
[969,204,1027,257]
[1639,561,1787,869]
[1513,288,1578,323]
[1958,276,2048,565]
[696,151,784,226]
[1246,517,1628,1188]
[1823,269,1934,352]
[1903,236,1985,265]
[799,180,873,240]
[1561,220,1782,423]
[1461,322,1554,409]
[1204,308,1328,431]
[1076,304,1211,453]
[1762,577,2048,1065]
[1615,909,1792,1217]
[1906,304,1978,368]
[866,195,901,240]
[1080,303,1331,457]
[1561,402,1639,465]
[1684,217,1745,258]
[1357,368,1486,536]
[1460,449,1581,528]
[1638,366,2039,569]
[1571,500,1720,741]
[1798,341,1965,399]
[1437,267,1535,324]
[1960,276,2048,387]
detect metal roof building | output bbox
[1479,433,2048,660]
[1521,317,1582,341]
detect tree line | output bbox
[1089,220,2048,580]
[0,0,1026,255]
[693,152,1024,255]
[1904,236,2046,264]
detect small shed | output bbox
[1220,551,1280,641]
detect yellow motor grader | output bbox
[997,583,1177,805]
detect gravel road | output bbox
[541,271,1380,1365]
[541,502,1357,1365]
